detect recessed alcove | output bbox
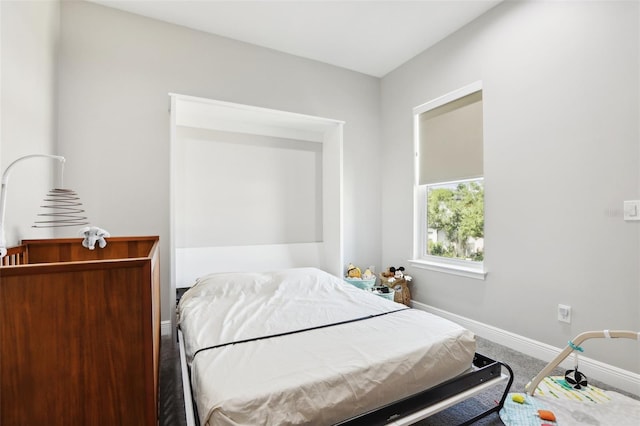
[169,94,344,289]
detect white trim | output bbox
[411,301,640,396]
[412,84,485,278]
[413,81,483,115]
[178,330,197,426]
[408,258,487,280]
[161,320,172,336]
[169,93,344,278]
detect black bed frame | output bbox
[179,330,512,426]
[335,353,513,425]
[176,287,513,426]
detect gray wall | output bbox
[1,0,59,244]
[381,0,640,373]
[57,1,382,323]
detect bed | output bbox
[171,96,510,425]
[177,267,512,425]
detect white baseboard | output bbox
[411,300,640,397]
[161,320,172,336]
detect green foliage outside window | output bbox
[426,181,484,261]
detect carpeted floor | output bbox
[159,334,186,426]
[159,334,635,426]
[414,337,558,426]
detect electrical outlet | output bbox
[558,304,571,323]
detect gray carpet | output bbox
[414,338,557,426]
[160,334,187,426]
[159,335,635,425]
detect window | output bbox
[410,82,486,279]
[427,179,484,260]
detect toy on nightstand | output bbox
[361,268,375,280]
[380,266,412,306]
[346,263,362,278]
[344,263,377,290]
[381,266,412,283]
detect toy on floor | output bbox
[565,367,588,389]
[500,393,557,426]
[537,409,556,422]
[501,330,640,426]
[564,342,588,389]
[512,394,525,404]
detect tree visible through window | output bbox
[412,81,485,278]
[426,179,484,261]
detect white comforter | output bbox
[178,267,475,426]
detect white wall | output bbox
[381,1,640,374]
[0,0,59,245]
[174,127,323,248]
[57,1,382,322]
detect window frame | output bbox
[410,81,487,280]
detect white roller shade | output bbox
[418,90,483,185]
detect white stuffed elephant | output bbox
[80,226,110,250]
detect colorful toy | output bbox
[511,394,525,404]
[381,266,412,283]
[500,330,640,426]
[537,409,556,422]
[346,263,361,278]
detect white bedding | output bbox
[178,267,476,426]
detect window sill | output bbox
[408,258,487,280]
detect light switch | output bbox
[624,200,640,221]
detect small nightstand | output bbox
[379,276,411,306]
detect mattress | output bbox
[178,267,476,426]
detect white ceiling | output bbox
[89,0,502,77]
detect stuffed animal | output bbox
[392,266,405,279]
[382,266,412,282]
[80,226,110,250]
[346,263,362,278]
[361,268,375,280]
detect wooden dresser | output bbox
[0,236,160,426]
